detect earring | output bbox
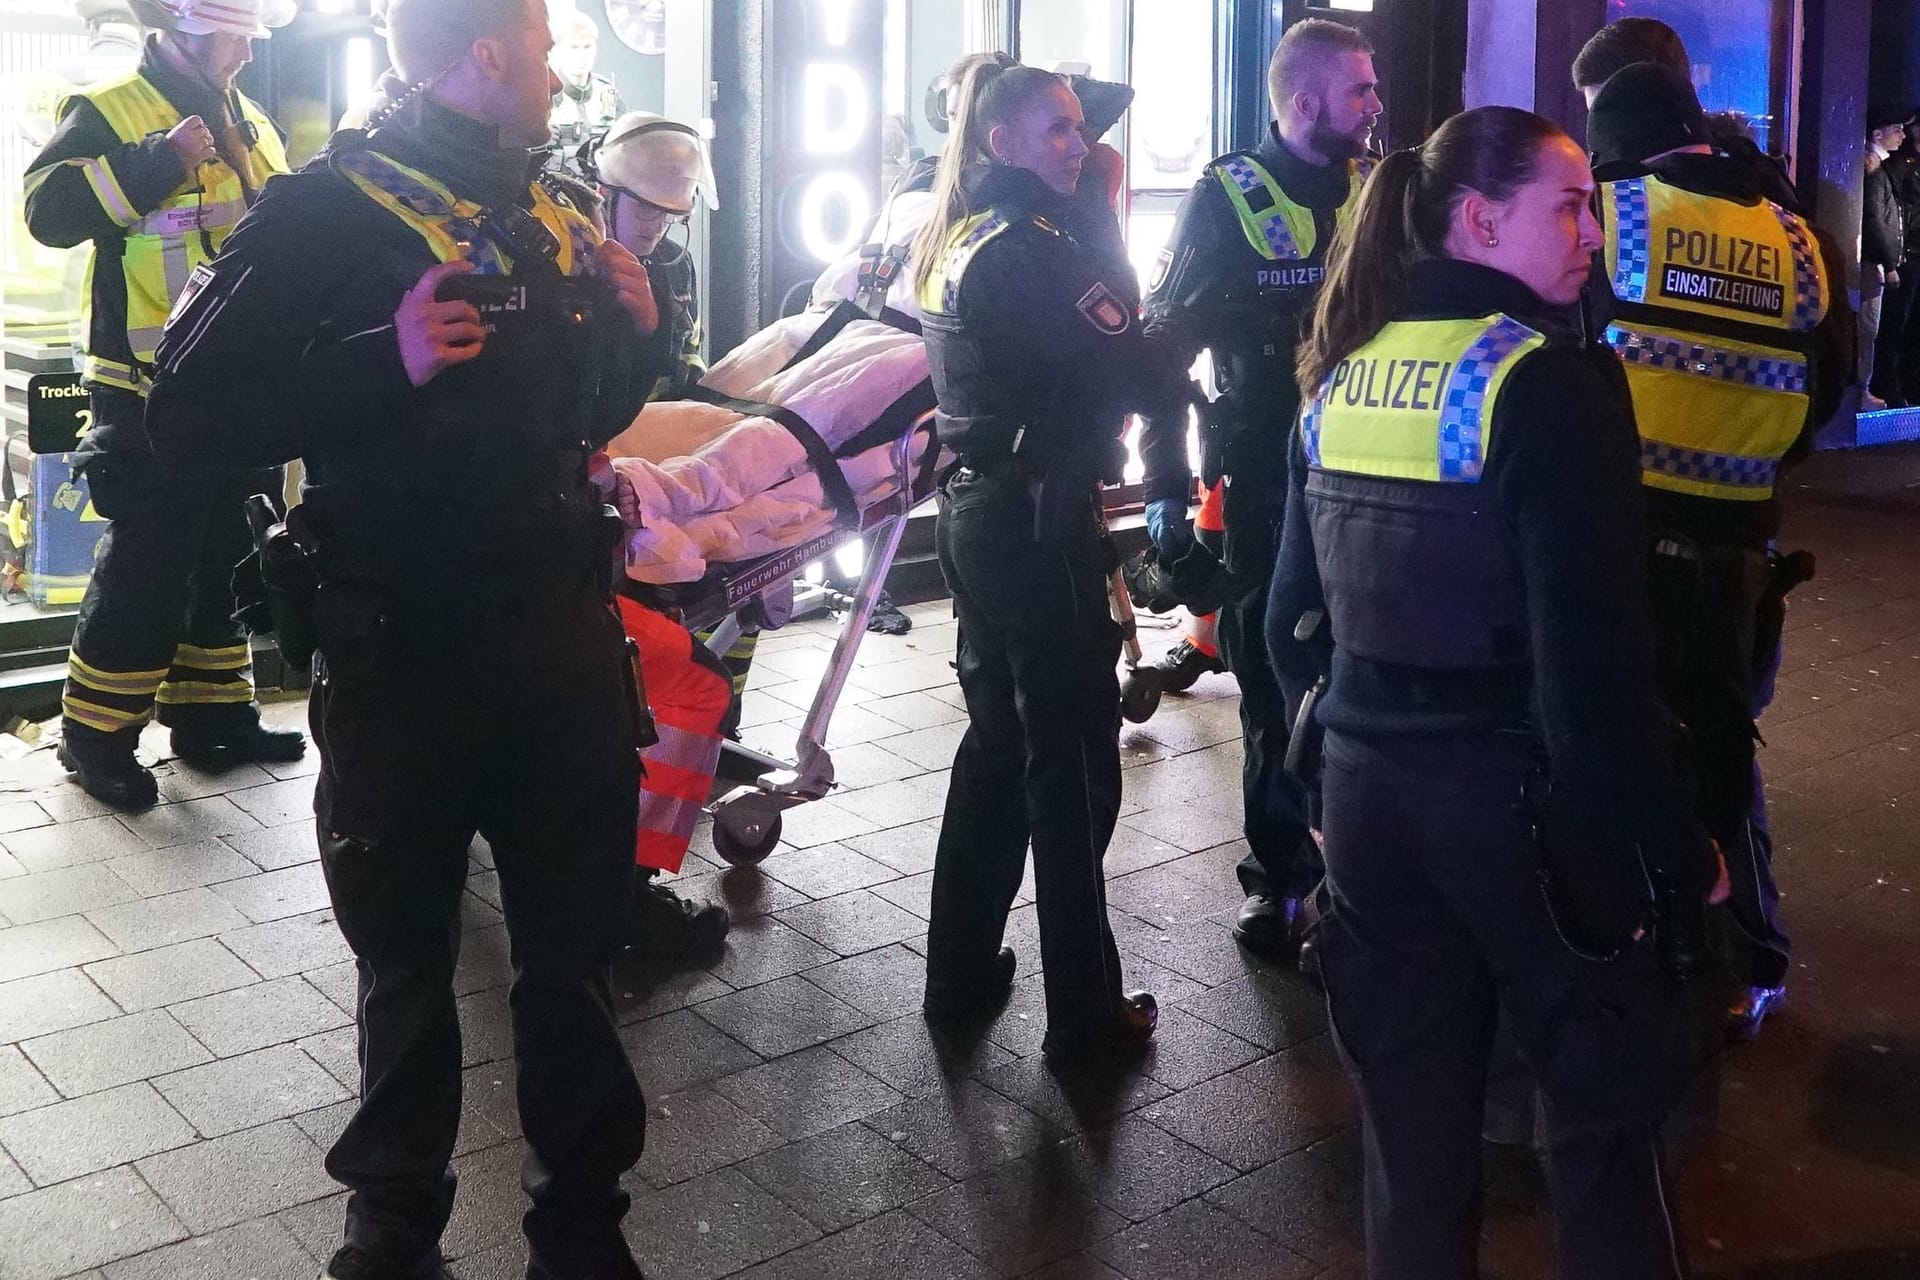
[1486,234,1499,247]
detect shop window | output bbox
[1616,0,1801,158]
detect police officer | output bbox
[1273,105,1714,1280]
[1587,64,1849,1043]
[912,61,1184,1063]
[1136,18,1381,961]
[24,0,301,808]
[548,11,622,157]
[142,0,660,1272]
[585,111,715,401]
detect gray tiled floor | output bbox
[3,445,1920,1278]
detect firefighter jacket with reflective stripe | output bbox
[1600,174,1829,502]
[144,98,654,613]
[1302,312,1546,675]
[24,52,284,407]
[1139,127,1372,509]
[917,163,1182,483]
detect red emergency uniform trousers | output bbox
[614,597,730,874]
[1186,478,1227,656]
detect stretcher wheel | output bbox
[1119,669,1163,724]
[712,802,783,866]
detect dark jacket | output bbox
[1138,125,1360,511]
[1884,145,1920,261]
[1274,258,1699,869]
[640,234,702,400]
[143,97,653,622]
[1864,156,1905,271]
[23,38,274,446]
[1590,150,1853,544]
[920,163,1179,485]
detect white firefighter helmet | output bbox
[75,0,140,25]
[594,112,718,214]
[132,0,294,38]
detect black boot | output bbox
[172,721,307,766]
[1041,991,1159,1066]
[1152,639,1225,693]
[628,870,730,959]
[1232,893,1308,962]
[323,1244,453,1280]
[923,946,1018,1025]
[57,723,158,810]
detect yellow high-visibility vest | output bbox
[916,211,1017,318]
[1210,152,1369,262]
[1304,313,1547,483]
[71,73,287,394]
[330,149,602,277]
[1600,175,1829,502]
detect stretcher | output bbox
[619,414,941,866]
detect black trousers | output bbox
[1215,501,1319,901]
[312,587,646,1274]
[925,470,1130,1036]
[61,445,274,745]
[1648,539,1790,986]
[1318,729,1690,1280]
[1872,265,1918,402]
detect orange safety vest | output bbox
[615,596,731,874]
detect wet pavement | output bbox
[0,443,1916,1279]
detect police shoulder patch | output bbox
[1076,281,1131,335]
[164,262,218,332]
[1148,247,1174,294]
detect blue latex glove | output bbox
[1145,498,1192,555]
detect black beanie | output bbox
[1587,62,1712,172]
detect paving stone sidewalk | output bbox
[1,446,1918,1280]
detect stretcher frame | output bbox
[624,419,938,865]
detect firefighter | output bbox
[140,0,661,1270]
[1273,105,1714,1279]
[911,61,1187,1064]
[23,0,301,809]
[1586,63,1850,1043]
[585,111,715,401]
[578,113,733,957]
[1136,18,1381,962]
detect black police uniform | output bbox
[920,162,1182,1045]
[1594,152,1850,1001]
[23,41,296,787]
[1138,126,1363,912]
[1273,261,1709,1278]
[143,97,651,1279]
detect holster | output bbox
[235,494,320,675]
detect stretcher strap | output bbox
[682,384,862,524]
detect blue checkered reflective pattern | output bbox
[1768,203,1824,332]
[1301,381,1329,467]
[1641,440,1779,491]
[1609,179,1652,304]
[1605,324,1808,394]
[942,214,1010,313]
[1217,155,1302,260]
[1436,316,1540,482]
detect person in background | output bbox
[577,112,735,961]
[912,60,1187,1065]
[141,0,662,1270]
[24,0,302,809]
[549,10,621,158]
[1138,18,1382,964]
[1867,104,1913,407]
[1863,113,1906,409]
[1274,104,1713,1280]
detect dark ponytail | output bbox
[1295,105,1570,394]
[909,62,1069,292]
